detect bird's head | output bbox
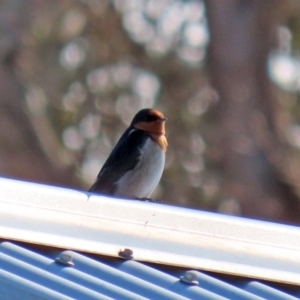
[131,108,167,136]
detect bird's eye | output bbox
[146,115,159,122]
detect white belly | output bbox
[115,138,165,198]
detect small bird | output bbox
[89,108,168,199]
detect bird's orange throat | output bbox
[134,121,168,152]
[152,134,168,152]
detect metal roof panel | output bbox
[1,241,299,300]
[0,177,300,299]
[1,177,300,285]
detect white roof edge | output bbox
[0,177,300,285]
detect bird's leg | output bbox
[135,197,163,203]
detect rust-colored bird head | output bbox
[132,108,167,136]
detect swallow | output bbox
[89,108,168,199]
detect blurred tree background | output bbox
[1,0,300,224]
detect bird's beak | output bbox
[157,117,168,122]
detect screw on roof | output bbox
[55,252,75,267]
[118,248,133,259]
[180,271,199,285]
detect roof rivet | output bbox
[118,248,133,260]
[55,253,74,267]
[180,271,199,285]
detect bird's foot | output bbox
[136,197,163,203]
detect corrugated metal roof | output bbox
[1,177,300,285]
[1,241,299,300]
[0,177,300,299]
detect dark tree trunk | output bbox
[205,0,300,224]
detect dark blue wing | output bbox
[89,128,149,195]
